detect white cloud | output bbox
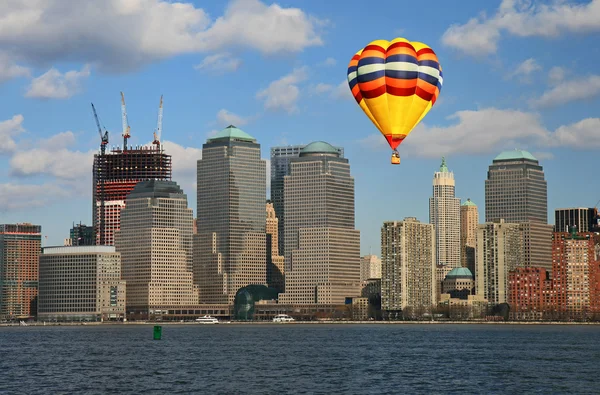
[0,183,70,211]
[548,66,565,84]
[160,140,202,193]
[553,118,600,149]
[10,147,95,179]
[0,114,25,155]
[0,53,30,83]
[256,67,308,113]
[332,80,352,100]
[0,0,325,71]
[216,109,249,127]
[321,57,336,67]
[25,65,91,99]
[507,58,541,83]
[311,83,333,94]
[530,75,600,108]
[442,0,600,56]
[194,53,241,74]
[358,107,600,157]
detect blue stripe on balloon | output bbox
[418,60,439,69]
[357,70,386,83]
[385,70,418,80]
[349,79,358,89]
[386,54,417,64]
[358,57,385,68]
[418,72,439,86]
[347,66,357,74]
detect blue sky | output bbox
[1,0,599,253]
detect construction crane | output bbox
[120,91,130,150]
[91,103,109,155]
[91,102,109,246]
[153,95,163,147]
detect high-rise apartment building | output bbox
[552,230,600,317]
[460,199,479,275]
[266,202,284,292]
[195,126,267,304]
[360,255,382,281]
[381,218,436,313]
[555,208,600,233]
[93,145,172,246]
[279,141,360,304]
[476,220,524,305]
[0,223,41,320]
[38,246,126,321]
[485,149,552,269]
[270,144,343,257]
[115,180,198,318]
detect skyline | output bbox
[1,0,599,254]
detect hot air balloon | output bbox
[347,37,443,164]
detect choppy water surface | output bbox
[1,324,599,394]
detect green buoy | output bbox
[153,325,162,340]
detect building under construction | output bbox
[92,93,172,245]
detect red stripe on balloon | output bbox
[386,86,416,96]
[361,85,387,99]
[415,86,434,102]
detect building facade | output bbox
[442,267,474,300]
[476,220,524,305]
[0,223,41,320]
[555,207,600,233]
[279,141,360,304]
[270,144,343,257]
[38,246,126,321]
[508,267,550,320]
[195,126,267,304]
[69,223,95,246]
[116,180,199,318]
[93,145,172,246]
[381,218,436,313]
[360,255,382,281]
[266,202,285,292]
[485,149,547,224]
[460,199,479,274]
[429,157,461,271]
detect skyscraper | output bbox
[429,157,461,272]
[270,144,343,257]
[485,149,547,223]
[485,149,552,269]
[460,198,479,275]
[266,202,284,292]
[195,126,267,304]
[93,145,172,246]
[476,220,524,305]
[0,223,41,320]
[381,218,436,314]
[69,223,95,246]
[279,141,360,304]
[115,180,198,318]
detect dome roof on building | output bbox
[462,198,477,207]
[446,267,474,279]
[299,141,339,156]
[494,149,537,162]
[207,125,256,143]
[438,157,449,173]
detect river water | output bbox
[1,324,599,394]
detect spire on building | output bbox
[439,156,449,173]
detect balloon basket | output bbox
[391,151,400,165]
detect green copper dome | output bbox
[207,125,256,143]
[494,149,537,162]
[446,267,474,279]
[462,198,477,207]
[300,141,340,156]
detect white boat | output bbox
[273,314,295,323]
[195,315,219,324]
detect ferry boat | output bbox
[272,314,295,323]
[195,315,219,324]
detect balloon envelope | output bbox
[347,38,443,151]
